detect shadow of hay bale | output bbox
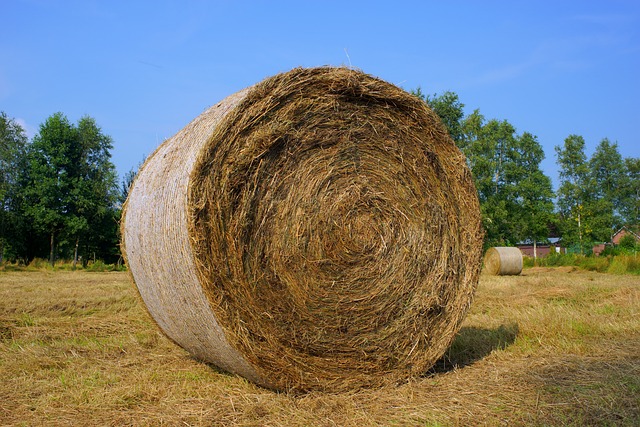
[426,323,519,374]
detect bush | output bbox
[538,252,579,267]
[85,260,127,272]
[86,260,110,272]
[618,234,637,250]
[8,257,126,272]
[523,251,640,275]
[577,256,609,273]
[608,254,640,275]
[27,258,53,270]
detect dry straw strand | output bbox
[122,67,483,392]
[484,247,523,276]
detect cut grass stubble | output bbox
[1,268,638,426]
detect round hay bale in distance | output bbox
[121,67,483,392]
[484,247,523,276]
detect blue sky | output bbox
[2,0,639,189]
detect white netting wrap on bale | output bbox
[484,247,523,276]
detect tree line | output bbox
[1,93,638,265]
[413,88,639,254]
[0,111,125,266]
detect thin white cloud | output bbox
[469,30,626,88]
[15,118,36,139]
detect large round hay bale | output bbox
[484,247,523,275]
[121,67,483,392]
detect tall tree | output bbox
[512,132,555,258]
[556,135,591,253]
[0,112,28,262]
[425,91,465,147]
[24,113,77,265]
[411,89,466,148]
[462,113,520,245]
[412,90,556,248]
[588,138,625,241]
[621,157,640,227]
[24,113,119,266]
[461,114,556,248]
[410,86,427,101]
[70,116,119,267]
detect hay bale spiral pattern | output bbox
[122,67,483,391]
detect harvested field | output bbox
[1,268,638,426]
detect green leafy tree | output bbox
[24,113,119,266]
[411,88,466,148]
[412,90,556,249]
[463,115,516,201]
[426,91,465,146]
[512,132,555,258]
[119,168,137,206]
[71,116,119,267]
[618,233,637,251]
[24,113,77,265]
[410,86,426,101]
[621,157,640,227]
[0,112,28,262]
[588,138,625,242]
[461,116,555,248]
[556,135,591,253]
[462,113,520,245]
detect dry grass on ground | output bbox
[0,268,638,426]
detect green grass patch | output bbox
[525,252,640,275]
[3,258,127,272]
[608,254,640,275]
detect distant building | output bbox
[592,226,639,256]
[592,243,607,256]
[612,227,640,245]
[516,237,564,258]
